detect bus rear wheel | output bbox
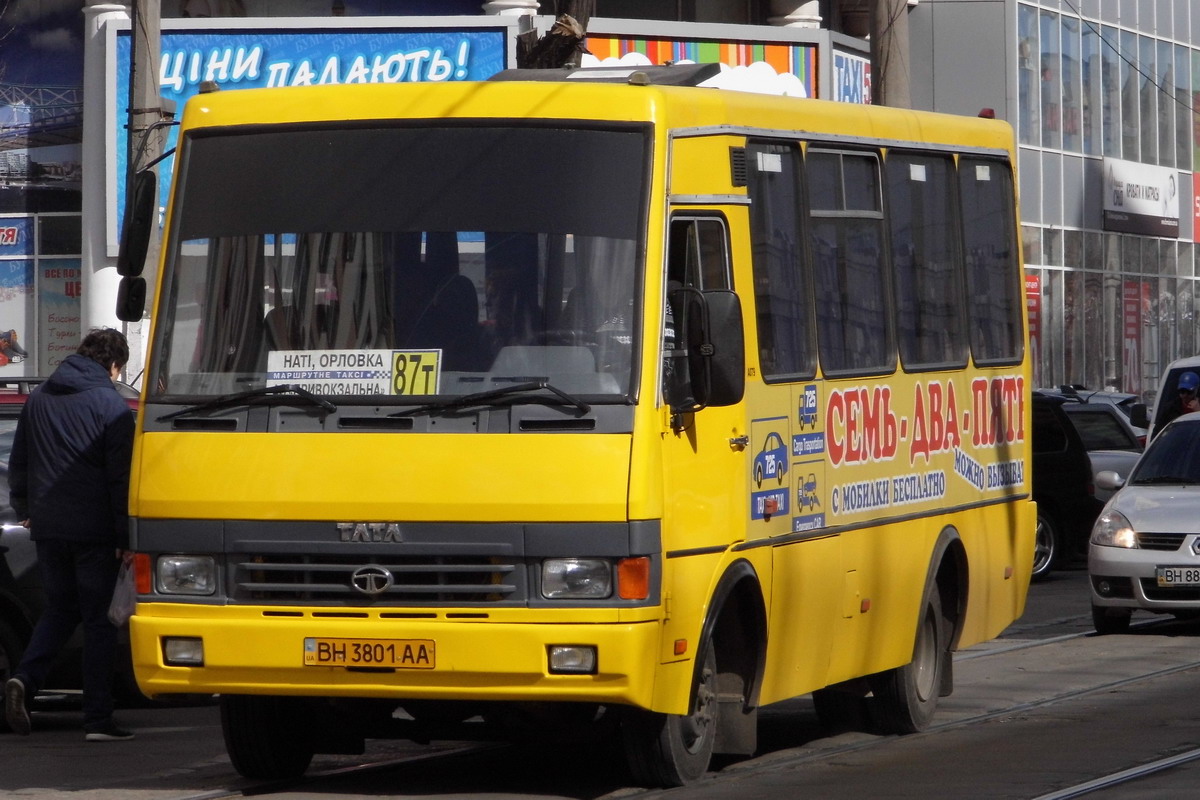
[871,589,947,734]
[621,645,717,787]
[220,694,315,780]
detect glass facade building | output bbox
[1013,1,1200,401]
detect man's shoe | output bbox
[84,721,134,742]
[5,676,30,736]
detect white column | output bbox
[481,0,538,15]
[769,0,822,28]
[81,2,130,340]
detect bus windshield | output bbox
[149,123,649,403]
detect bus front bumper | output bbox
[130,604,664,708]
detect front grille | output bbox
[1136,532,1187,551]
[1141,579,1200,602]
[231,554,522,604]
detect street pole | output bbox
[123,0,165,379]
[870,0,911,108]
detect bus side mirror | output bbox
[666,287,745,421]
[116,277,147,322]
[117,170,156,278]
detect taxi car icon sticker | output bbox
[754,431,789,488]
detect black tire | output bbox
[1092,604,1132,635]
[1032,512,1061,580]
[0,618,25,734]
[220,694,315,780]
[621,645,717,787]
[871,589,947,734]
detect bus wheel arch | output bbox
[699,559,767,756]
[870,527,965,733]
[621,559,766,787]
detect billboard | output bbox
[586,34,817,99]
[1103,157,1180,238]
[108,18,513,255]
[0,4,84,214]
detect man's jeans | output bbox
[17,539,120,728]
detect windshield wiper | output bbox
[157,384,337,422]
[390,381,591,418]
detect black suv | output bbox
[1031,392,1104,579]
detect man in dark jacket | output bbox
[4,328,136,741]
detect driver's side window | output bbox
[664,217,732,393]
[667,216,731,291]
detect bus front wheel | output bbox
[221,694,315,780]
[621,645,717,787]
[870,589,947,734]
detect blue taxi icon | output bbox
[753,431,789,488]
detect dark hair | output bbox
[77,327,129,370]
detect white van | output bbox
[1147,356,1200,439]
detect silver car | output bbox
[1089,411,1200,634]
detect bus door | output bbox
[657,210,750,662]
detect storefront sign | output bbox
[1103,157,1180,237]
[38,258,83,374]
[1122,280,1148,394]
[833,50,871,104]
[0,259,33,374]
[1025,273,1040,376]
[1193,172,1200,236]
[0,217,33,257]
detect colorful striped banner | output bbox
[588,35,817,98]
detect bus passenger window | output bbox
[746,142,815,381]
[885,153,968,370]
[959,159,1023,364]
[807,150,893,375]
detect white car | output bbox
[1089,411,1200,634]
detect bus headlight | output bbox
[548,645,597,674]
[163,637,204,666]
[541,558,612,599]
[1091,510,1138,549]
[157,555,217,595]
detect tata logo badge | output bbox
[351,565,394,596]
[337,522,403,543]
